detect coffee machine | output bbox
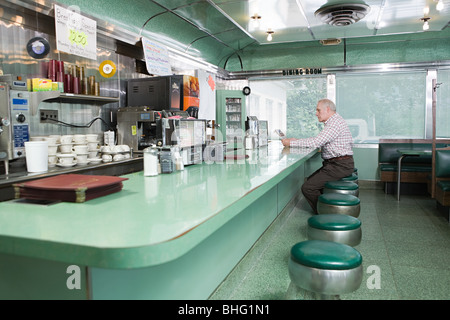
[117,107,207,165]
[116,106,164,152]
[0,75,30,175]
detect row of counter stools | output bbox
[286,169,364,300]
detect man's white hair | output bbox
[318,98,336,111]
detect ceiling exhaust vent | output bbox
[315,3,370,26]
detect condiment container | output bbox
[143,145,159,176]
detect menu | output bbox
[13,174,128,203]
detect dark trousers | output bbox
[301,157,354,214]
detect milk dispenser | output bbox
[0,76,31,175]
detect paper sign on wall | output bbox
[141,37,172,76]
[54,5,97,60]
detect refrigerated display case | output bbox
[216,90,246,149]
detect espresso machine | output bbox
[0,75,31,175]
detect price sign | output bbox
[54,5,97,60]
[141,37,172,76]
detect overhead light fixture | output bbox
[250,13,261,29]
[266,29,274,41]
[421,17,431,31]
[436,0,444,11]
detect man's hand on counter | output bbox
[281,138,296,147]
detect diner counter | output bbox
[0,141,318,299]
[0,142,316,269]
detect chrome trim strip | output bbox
[228,61,450,80]
[425,70,437,139]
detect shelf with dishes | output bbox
[28,91,120,116]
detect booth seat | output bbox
[378,142,446,193]
[434,149,450,221]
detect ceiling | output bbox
[206,0,450,45]
[3,0,449,71]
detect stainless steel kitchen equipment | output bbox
[161,117,207,166]
[117,107,207,165]
[116,106,164,152]
[0,75,31,175]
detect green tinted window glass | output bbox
[437,69,450,139]
[336,72,427,142]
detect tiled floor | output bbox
[209,188,450,300]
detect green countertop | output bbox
[0,142,316,269]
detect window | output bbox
[247,70,442,143]
[248,77,326,139]
[437,69,450,138]
[336,72,427,142]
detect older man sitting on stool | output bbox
[282,98,354,214]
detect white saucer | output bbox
[56,162,77,167]
[101,151,118,155]
[87,158,102,164]
[56,153,76,157]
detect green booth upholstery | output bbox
[378,142,447,194]
[434,149,450,221]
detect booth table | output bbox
[396,149,432,201]
[0,142,318,299]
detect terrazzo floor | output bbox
[209,188,450,300]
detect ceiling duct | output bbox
[315,3,370,26]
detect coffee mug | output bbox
[48,144,58,155]
[60,135,73,144]
[73,134,86,144]
[73,145,88,154]
[88,150,98,158]
[111,145,123,153]
[87,141,99,151]
[102,154,112,162]
[59,144,73,153]
[57,155,75,164]
[43,137,57,145]
[48,155,57,167]
[86,134,98,142]
[76,154,88,163]
[101,146,111,153]
[113,154,125,161]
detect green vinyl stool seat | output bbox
[287,240,363,300]
[340,173,358,184]
[307,214,362,247]
[317,193,360,217]
[323,181,359,197]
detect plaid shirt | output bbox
[290,113,353,160]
